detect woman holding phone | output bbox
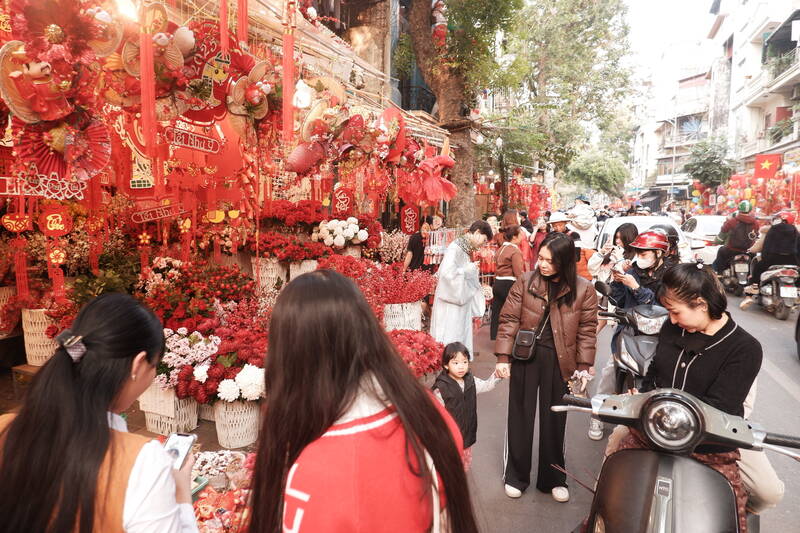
[0,294,198,533]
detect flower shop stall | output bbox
[0,0,459,470]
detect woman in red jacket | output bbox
[248,270,478,533]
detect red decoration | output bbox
[286,141,324,174]
[1,212,30,233]
[10,237,29,298]
[754,154,781,179]
[237,0,249,44]
[332,186,354,217]
[282,2,296,143]
[220,0,230,53]
[400,205,419,235]
[37,205,73,237]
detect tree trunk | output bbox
[407,0,475,227]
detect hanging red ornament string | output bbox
[237,0,249,45]
[138,232,152,273]
[3,201,32,297]
[282,1,296,144]
[220,0,230,54]
[139,6,160,194]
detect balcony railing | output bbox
[660,131,708,149]
[767,48,800,82]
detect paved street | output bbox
[466,295,800,532]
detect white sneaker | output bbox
[504,484,522,498]
[588,418,604,441]
[551,486,570,502]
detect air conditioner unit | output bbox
[792,84,800,101]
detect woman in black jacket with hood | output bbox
[742,212,799,307]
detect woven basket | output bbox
[288,259,318,281]
[22,309,58,366]
[214,400,260,449]
[341,245,362,258]
[139,383,198,436]
[383,302,423,332]
[199,403,216,422]
[251,256,287,292]
[0,286,20,340]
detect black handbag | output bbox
[512,308,550,361]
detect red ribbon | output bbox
[282,2,296,144]
[139,15,158,193]
[220,0,230,54]
[11,237,29,299]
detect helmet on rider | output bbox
[648,224,679,253]
[630,230,670,252]
[738,200,752,214]
[775,211,796,225]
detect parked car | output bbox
[596,216,691,262]
[682,215,726,264]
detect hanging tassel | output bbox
[139,246,150,274]
[89,241,101,275]
[11,237,29,299]
[237,0,248,45]
[181,232,191,263]
[213,235,222,263]
[139,14,158,192]
[231,229,239,255]
[49,265,66,304]
[220,0,230,53]
[282,2,296,143]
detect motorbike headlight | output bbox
[634,314,667,335]
[618,344,639,373]
[643,399,699,452]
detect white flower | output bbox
[333,235,346,248]
[324,235,335,246]
[333,226,344,236]
[348,223,359,234]
[319,226,330,237]
[235,364,265,401]
[177,327,188,336]
[343,227,355,239]
[193,364,209,383]
[311,232,320,242]
[357,229,368,242]
[217,379,241,402]
[346,217,358,225]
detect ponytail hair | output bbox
[0,293,164,533]
[657,262,727,319]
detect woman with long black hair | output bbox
[491,224,526,341]
[0,293,197,533]
[248,270,478,533]
[495,232,598,503]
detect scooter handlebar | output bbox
[562,394,592,409]
[764,432,800,450]
[598,311,623,318]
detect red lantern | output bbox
[286,142,325,174]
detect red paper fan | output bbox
[65,120,111,181]
[14,121,67,178]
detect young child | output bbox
[432,342,502,469]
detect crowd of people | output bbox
[0,196,795,532]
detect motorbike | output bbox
[754,264,799,320]
[720,253,752,297]
[595,281,669,393]
[556,390,800,533]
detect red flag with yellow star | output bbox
[754,154,781,179]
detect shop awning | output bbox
[765,9,800,46]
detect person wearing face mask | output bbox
[430,220,494,355]
[741,211,800,309]
[608,230,672,310]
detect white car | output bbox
[681,215,726,265]
[596,216,691,263]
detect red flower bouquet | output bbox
[388,329,443,378]
[274,240,331,262]
[366,263,436,305]
[262,199,326,227]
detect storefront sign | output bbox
[131,203,186,224]
[38,206,73,237]
[784,147,800,166]
[164,127,221,154]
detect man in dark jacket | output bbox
[742,211,800,308]
[712,201,759,273]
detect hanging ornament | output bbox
[220,0,230,53]
[46,242,67,303]
[237,0,249,45]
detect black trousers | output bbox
[491,279,515,340]
[712,246,738,273]
[749,253,798,285]
[504,345,568,492]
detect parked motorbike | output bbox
[754,264,799,320]
[720,253,751,296]
[556,390,800,533]
[595,281,669,393]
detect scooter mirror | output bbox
[595,281,612,296]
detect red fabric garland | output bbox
[139,15,158,192]
[282,3,295,143]
[237,0,249,44]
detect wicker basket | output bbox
[288,259,318,281]
[383,302,423,332]
[138,383,198,436]
[341,245,362,258]
[214,400,260,449]
[0,286,20,340]
[22,309,58,366]
[251,256,287,292]
[199,403,216,422]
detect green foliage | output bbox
[683,139,735,188]
[70,269,133,307]
[565,151,628,196]
[392,34,416,80]
[768,119,794,144]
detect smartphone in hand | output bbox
[163,433,197,469]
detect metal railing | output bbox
[768,49,799,82]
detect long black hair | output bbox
[0,293,164,533]
[540,232,578,306]
[248,270,478,532]
[614,222,639,260]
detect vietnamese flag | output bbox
[754,154,782,179]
